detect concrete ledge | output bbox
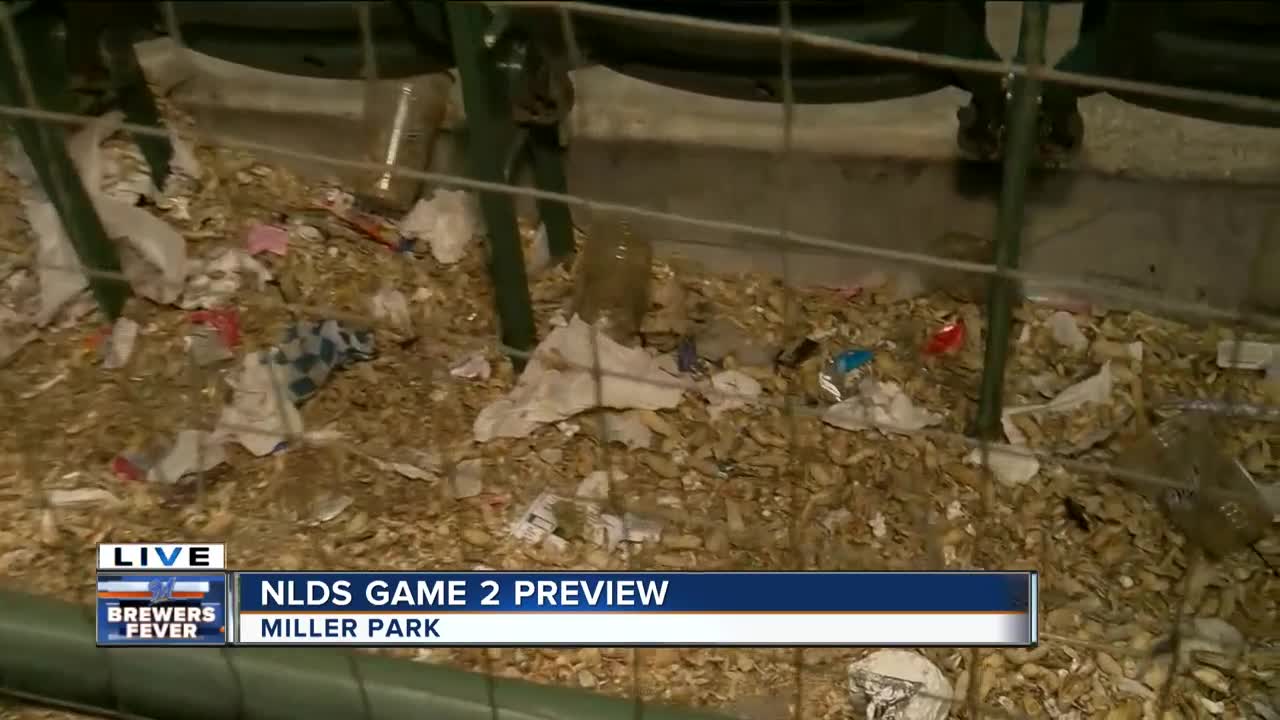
[132,3,1280,318]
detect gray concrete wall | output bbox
[139,2,1280,319]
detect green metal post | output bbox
[102,24,174,189]
[974,1,1047,440]
[446,1,537,367]
[0,6,128,321]
[0,590,732,720]
[528,125,576,264]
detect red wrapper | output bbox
[924,319,966,355]
[189,308,241,349]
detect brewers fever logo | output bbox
[96,574,228,646]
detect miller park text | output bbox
[260,616,441,640]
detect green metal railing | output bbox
[0,589,730,720]
[2,1,1277,719]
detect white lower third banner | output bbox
[234,612,1030,646]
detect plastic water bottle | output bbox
[1121,413,1271,559]
[571,213,653,345]
[359,75,449,214]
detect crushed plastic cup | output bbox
[833,349,874,373]
[1119,413,1271,558]
[818,349,874,402]
[924,319,965,355]
[110,453,148,482]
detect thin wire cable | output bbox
[152,0,223,541]
[773,3,807,719]
[1154,549,1200,717]
[346,10,383,714]
[552,6,645,718]
[356,2,378,83]
[3,101,1279,334]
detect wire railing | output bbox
[0,2,1277,720]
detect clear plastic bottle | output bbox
[359,75,450,214]
[572,213,653,345]
[1121,413,1271,558]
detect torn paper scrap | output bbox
[5,136,87,326]
[585,513,626,550]
[102,317,139,369]
[620,512,663,544]
[597,411,652,449]
[576,470,614,500]
[167,130,202,180]
[1000,414,1028,447]
[66,111,124,192]
[377,458,438,481]
[965,446,1040,487]
[1216,339,1279,371]
[181,248,273,310]
[848,650,952,720]
[310,493,353,523]
[246,223,289,256]
[213,352,304,456]
[823,378,943,434]
[47,487,120,509]
[96,198,187,304]
[474,315,685,442]
[370,287,411,332]
[706,369,762,420]
[24,196,88,326]
[450,351,491,380]
[146,430,227,484]
[100,148,154,205]
[509,491,642,551]
[370,448,440,482]
[1046,311,1088,351]
[451,459,485,499]
[399,189,483,265]
[67,111,187,305]
[510,491,561,545]
[1004,362,1112,420]
[528,223,551,275]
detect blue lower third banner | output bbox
[234,572,1037,647]
[96,573,229,646]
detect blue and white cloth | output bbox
[267,320,376,405]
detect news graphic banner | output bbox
[96,543,231,646]
[233,571,1038,647]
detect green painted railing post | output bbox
[445,2,537,369]
[974,1,1047,440]
[528,124,576,264]
[0,4,129,322]
[102,23,174,190]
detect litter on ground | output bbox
[0,101,1276,720]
